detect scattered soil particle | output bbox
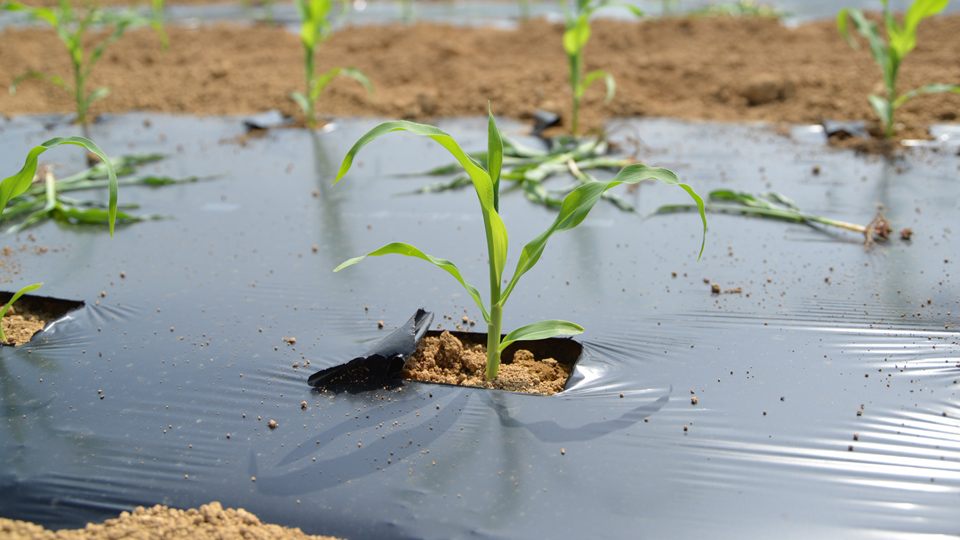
[2,15,959,142]
[900,227,914,240]
[0,501,344,540]
[401,331,572,395]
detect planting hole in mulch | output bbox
[401,330,579,395]
[0,291,83,346]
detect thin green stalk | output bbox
[303,44,316,128]
[486,303,503,380]
[569,51,582,136]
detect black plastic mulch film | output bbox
[0,112,958,539]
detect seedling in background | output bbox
[291,0,373,129]
[0,137,118,343]
[0,153,200,232]
[656,189,898,246]
[3,0,166,125]
[334,110,707,381]
[561,0,643,135]
[838,0,960,139]
[689,1,783,18]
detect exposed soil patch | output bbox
[0,291,82,346]
[2,14,959,140]
[0,501,344,540]
[401,330,573,395]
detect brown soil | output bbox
[1,304,49,345]
[401,330,572,395]
[0,501,344,540]
[2,15,959,140]
[0,291,80,346]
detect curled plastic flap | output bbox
[306,308,433,388]
[821,118,869,139]
[242,110,295,131]
[531,109,561,138]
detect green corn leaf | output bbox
[1,137,119,235]
[838,9,888,72]
[867,94,894,132]
[501,164,706,303]
[588,0,643,18]
[487,109,503,211]
[836,8,856,48]
[334,241,490,322]
[582,69,615,103]
[563,15,591,55]
[502,134,547,158]
[335,120,509,282]
[499,319,583,352]
[290,91,312,116]
[54,204,143,225]
[338,67,375,96]
[0,282,44,343]
[894,83,960,107]
[900,0,948,54]
[311,67,342,102]
[10,71,71,94]
[85,86,110,107]
[300,19,319,49]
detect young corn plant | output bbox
[690,1,783,18]
[0,153,198,232]
[334,110,707,381]
[561,0,643,135]
[3,0,165,125]
[0,136,118,343]
[838,0,960,139]
[291,0,373,129]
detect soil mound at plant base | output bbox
[0,305,48,346]
[401,330,572,395]
[0,502,345,540]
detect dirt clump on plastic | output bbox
[401,330,572,395]
[2,15,959,141]
[0,501,344,540]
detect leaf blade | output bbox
[335,241,490,322]
[499,319,583,352]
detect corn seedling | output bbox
[561,0,643,135]
[292,0,373,129]
[661,0,680,15]
[0,153,200,233]
[517,0,530,20]
[334,109,707,381]
[656,189,895,246]
[690,1,783,18]
[0,136,117,343]
[407,133,638,211]
[3,0,166,125]
[838,0,960,139]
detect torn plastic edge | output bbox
[307,308,585,395]
[531,109,561,139]
[821,119,870,140]
[307,308,434,388]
